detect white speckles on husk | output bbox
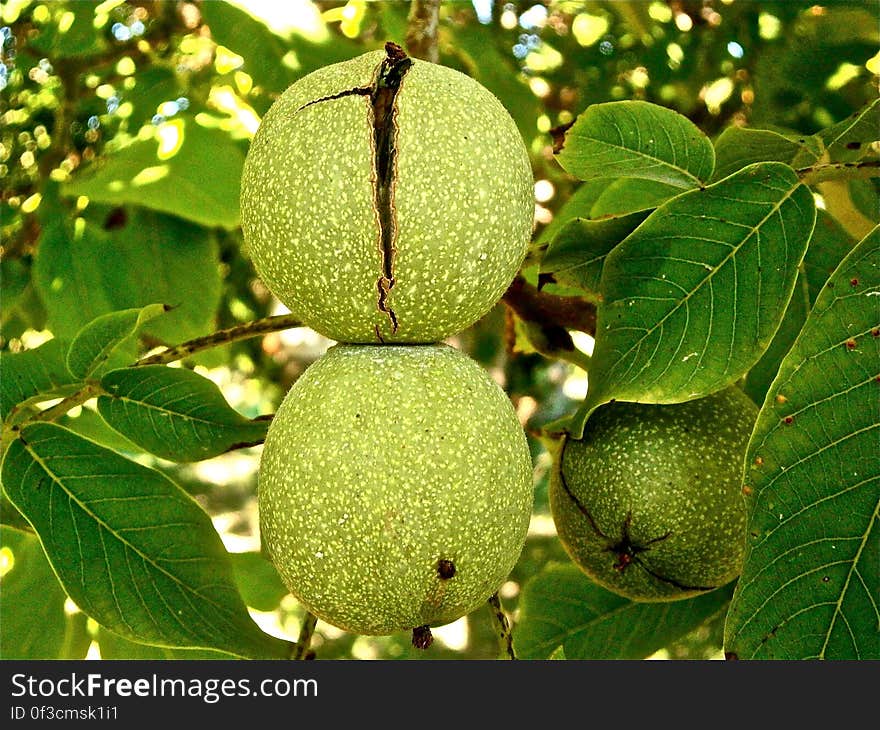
[387,60,533,342]
[549,387,757,602]
[240,52,383,343]
[240,50,533,343]
[258,344,533,635]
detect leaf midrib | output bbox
[106,391,260,432]
[820,495,879,658]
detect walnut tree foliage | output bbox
[0,0,877,660]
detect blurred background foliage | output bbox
[0,0,877,659]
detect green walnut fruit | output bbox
[549,388,757,602]
[258,343,533,636]
[240,43,533,344]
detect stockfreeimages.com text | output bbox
[10,673,317,704]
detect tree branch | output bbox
[405,0,440,63]
[797,159,880,186]
[502,274,597,337]
[136,314,302,365]
[487,592,516,660]
[1,314,304,444]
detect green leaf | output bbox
[803,209,859,302]
[0,340,79,423]
[57,406,141,455]
[450,25,541,142]
[0,527,91,659]
[35,207,221,342]
[378,1,408,44]
[741,270,810,406]
[743,210,857,403]
[62,120,245,230]
[817,98,880,163]
[199,1,298,96]
[33,206,115,339]
[847,178,880,226]
[1,423,292,659]
[96,627,233,660]
[230,551,290,612]
[1,496,34,533]
[27,1,107,58]
[100,210,221,344]
[0,259,31,324]
[97,366,269,462]
[123,66,185,131]
[540,211,649,295]
[555,101,715,189]
[663,603,728,659]
[712,127,821,182]
[725,227,880,660]
[513,562,735,660]
[570,162,816,438]
[535,180,611,246]
[201,0,364,109]
[589,178,683,217]
[66,304,168,380]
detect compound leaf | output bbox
[743,210,857,403]
[713,126,821,181]
[0,527,91,659]
[96,627,233,660]
[34,207,221,342]
[817,98,880,164]
[0,340,78,423]
[62,121,244,230]
[66,304,168,380]
[589,178,683,217]
[540,211,649,295]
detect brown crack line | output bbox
[293,86,372,114]
[370,42,412,336]
[558,439,715,593]
[288,43,412,337]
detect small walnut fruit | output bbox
[549,388,757,602]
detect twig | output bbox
[294,611,318,660]
[136,314,302,365]
[23,382,106,425]
[405,0,440,63]
[797,159,880,186]
[2,314,304,442]
[487,592,516,660]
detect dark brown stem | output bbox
[405,0,440,63]
[412,625,434,649]
[797,159,880,185]
[293,611,318,660]
[502,275,597,337]
[487,592,516,660]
